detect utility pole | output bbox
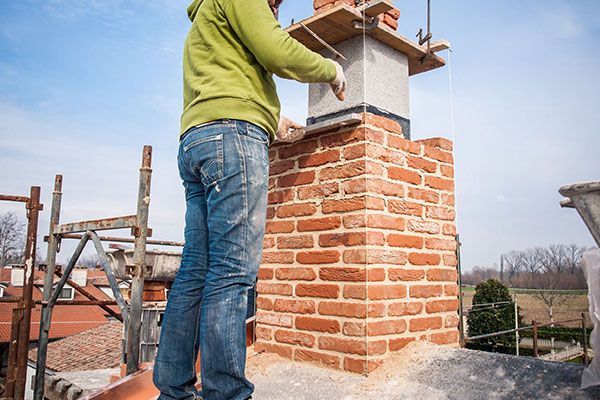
[500,254,504,283]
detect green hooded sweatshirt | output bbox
[182,0,337,142]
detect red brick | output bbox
[409,316,443,332]
[318,337,367,356]
[255,326,272,340]
[278,171,315,187]
[343,285,366,300]
[366,249,408,265]
[320,161,366,181]
[367,179,405,197]
[297,183,339,200]
[296,250,340,264]
[368,303,386,317]
[441,165,454,178]
[343,214,366,229]
[387,7,401,19]
[407,156,437,173]
[269,160,294,176]
[296,283,339,298]
[256,311,293,328]
[278,139,318,159]
[388,166,421,185]
[265,221,295,234]
[445,315,459,328]
[425,238,456,251]
[445,284,459,296]
[266,207,275,219]
[427,268,458,282]
[343,321,366,336]
[277,235,314,249]
[257,267,274,280]
[388,301,423,316]
[263,237,276,249]
[364,113,402,134]
[409,285,443,298]
[388,268,425,281]
[424,146,454,164]
[298,149,340,168]
[408,253,441,265]
[441,193,455,206]
[274,299,316,314]
[430,330,459,345]
[368,319,407,336]
[274,329,315,348]
[408,187,440,204]
[297,216,341,232]
[442,223,457,236]
[319,232,384,247]
[426,299,459,313]
[276,203,317,218]
[425,176,454,191]
[407,220,440,234]
[388,200,423,217]
[256,296,273,311]
[388,135,420,154]
[443,254,458,267]
[295,316,341,333]
[295,349,340,369]
[387,234,423,249]
[257,282,293,295]
[254,341,293,358]
[367,214,405,230]
[389,337,416,351]
[319,301,366,318]
[343,357,383,374]
[320,267,366,282]
[268,189,294,205]
[426,206,455,221]
[275,267,316,281]
[320,128,368,148]
[343,143,366,160]
[322,196,384,213]
[368,284,407,300]
[416,137,453,151]
[366,144,405,164]
[261,251,294,264]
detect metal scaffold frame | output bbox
[0,188,43,400]
[29,145,182,400]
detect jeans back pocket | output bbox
[182,133,224,186]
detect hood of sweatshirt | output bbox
[187,0,204,22]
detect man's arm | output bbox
[223,0,337,84]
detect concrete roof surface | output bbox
[246,342,600,400]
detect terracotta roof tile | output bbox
[28,322,123,372]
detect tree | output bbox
[0,212,25,266]
[467,279,522,348]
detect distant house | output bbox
[0,266,125,383]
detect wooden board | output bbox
[285,4,446,76]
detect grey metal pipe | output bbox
[33,233,88,400]
[126,145,153,375]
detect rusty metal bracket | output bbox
[352,15,379,31]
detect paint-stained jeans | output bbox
[153,120,269,400]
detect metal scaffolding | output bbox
[29,145,181,400]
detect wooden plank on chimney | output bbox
[285,4,446,76]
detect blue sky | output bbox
[0,0,598,269]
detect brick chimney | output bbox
[254,1,458,374]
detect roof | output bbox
[0,267,122,343]
[29,322,123,372]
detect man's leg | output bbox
[153,130,211,400]
[200,121,269,400]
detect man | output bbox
[153,0,345,399]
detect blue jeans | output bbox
[153,120,269,400]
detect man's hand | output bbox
[329,60,346,101]
[276,116,305,143]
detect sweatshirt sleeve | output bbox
[222,0,337,84]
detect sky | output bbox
[0,0,599,270]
